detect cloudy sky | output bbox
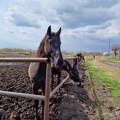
[0,0,120,53]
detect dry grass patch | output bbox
[91,59,120,82]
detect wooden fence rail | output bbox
[0,57,78,120]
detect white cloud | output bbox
[4,6,41,28]
[0,0,120,52]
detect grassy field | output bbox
[86,58,120,100]
[106,57,120,62]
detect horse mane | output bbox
[64,60,72,70]
[36,34,49,57]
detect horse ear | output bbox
[56,27,61,36]
[47,26,51,36]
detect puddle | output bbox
[0,62,29,66]
[105,62,120,67]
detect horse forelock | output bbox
[51,32,61,42]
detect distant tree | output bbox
[0,48,37,54]
[62,51,74,56]
[118,45,120,59]
[82,52,103,57]
[111,45,119,59]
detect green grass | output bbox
[106,57,120,62]
[94,82,101,86]
[86,58,120,100]
[99,96,106,100]
[107,104,120,111]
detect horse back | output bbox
[28,62,40,80]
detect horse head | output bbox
[69,66,81,86]
[62,60,81,86]
[44,26,63,67]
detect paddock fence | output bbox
[0,57,80,120]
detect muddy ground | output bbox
[0,59,98,120]
[0,58,119,120]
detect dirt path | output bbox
[0,60,98,120]
[91,59,120,82]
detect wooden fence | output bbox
[0,57,78,120]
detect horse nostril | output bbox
[77,82,81,87]
[76,82,79,85]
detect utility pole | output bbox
[118,33,120,59]
[109,38,110,56]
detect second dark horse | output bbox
[51,60,81,90]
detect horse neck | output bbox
[36,36,48,58]
[62,60,72,73]
[36,47,46,57]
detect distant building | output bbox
[103,52,110,56]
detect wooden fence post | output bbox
[44,58,51,120]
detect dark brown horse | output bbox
[51,60,81,90]
[28,26,63,119]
